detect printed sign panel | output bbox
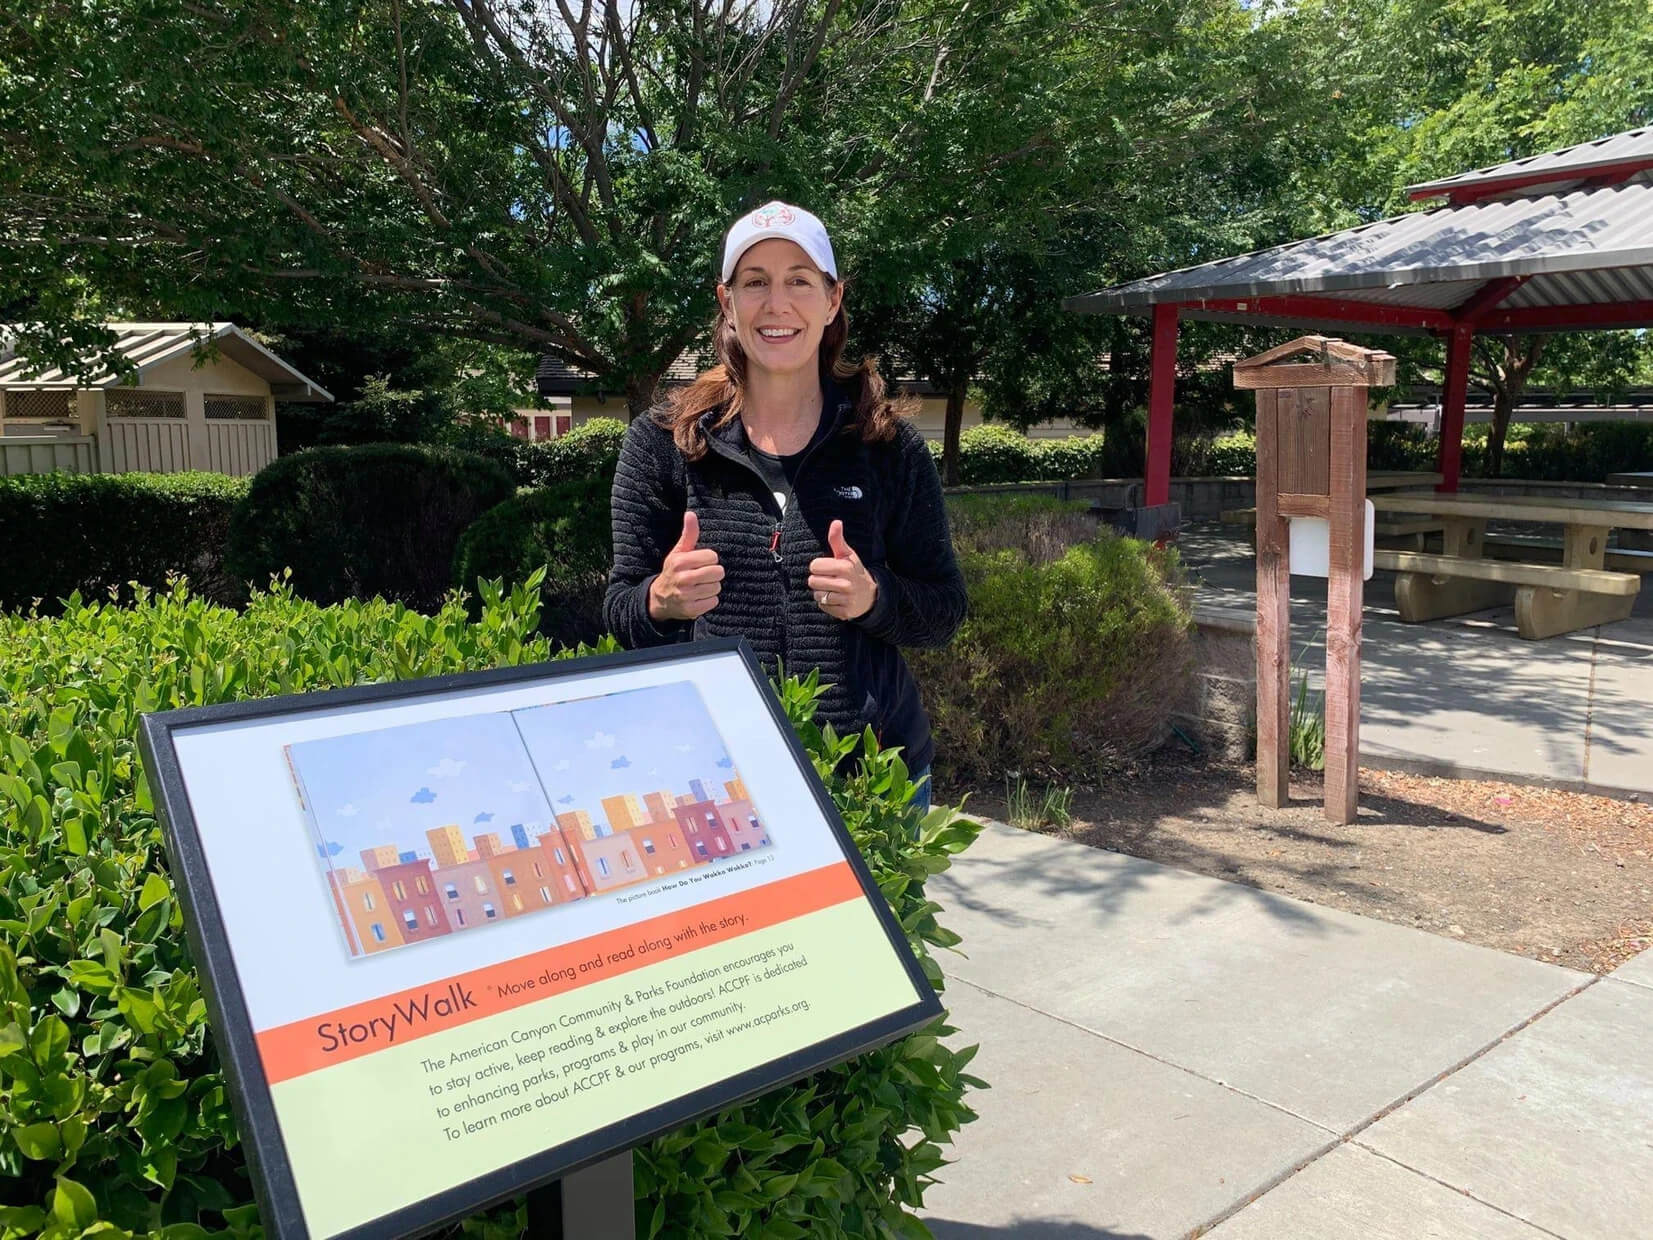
[140,641,939,1240]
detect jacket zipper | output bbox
[703,402,846,671]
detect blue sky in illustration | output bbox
[285,681,745,863]
[286,712,556,863]
[511,681,740,832]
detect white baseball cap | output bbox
[720,201,838,284]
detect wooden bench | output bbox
[1372,550,1641,639]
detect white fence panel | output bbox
[0,435,99,476]
[104,419,191,473]
[205,420,276,476]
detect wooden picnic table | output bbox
[1369,491,1653,638]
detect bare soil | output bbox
[950,755,1653,974]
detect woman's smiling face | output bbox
[718,237,843,379]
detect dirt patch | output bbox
[949,756,1653,974]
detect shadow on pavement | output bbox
[928,1221,1154,1240]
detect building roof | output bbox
[1064,127,1653,335]
[0,322,334,402]
[535,350,707,397]
[1407,127,1653,201]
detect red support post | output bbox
[1146,303,1178,507]
[1436,324,1473,493]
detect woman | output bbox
[603,200,966,811]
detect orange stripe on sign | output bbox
[255,862,863,1085]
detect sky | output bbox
[285,680,742,862]
[510,680,739,829]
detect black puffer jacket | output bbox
[604,388,966,773]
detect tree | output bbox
[1285,0,1653,475]
[0,0,917,415]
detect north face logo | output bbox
[835,485,864,500]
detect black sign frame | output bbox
[138,638,943,1240]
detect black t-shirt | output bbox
[743,410,830,515]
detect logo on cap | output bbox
[749,204,796,229]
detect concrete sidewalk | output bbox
[921,823,1653,1239]
[1179,522,1653,799]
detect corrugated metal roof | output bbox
[1064,177,1653,318]
[1408,128,1653,197]
[0,322,333,401]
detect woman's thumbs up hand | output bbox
[648,511,724,622]
[809,519,878,620]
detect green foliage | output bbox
[507,419,628,489]
[1289,674,1326,772]
[927,430,1107,486]
[0,584,980,1239]
[225,443,514,612]
[1003,775,1074,831]
[452,478,613,649]
[914,522,1195,782]
[0,472,248,615]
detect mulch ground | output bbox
[949,755,1653,974]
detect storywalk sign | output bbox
[138,639,940,1240]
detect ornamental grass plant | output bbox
[0,578,979,1240]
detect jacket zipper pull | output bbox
[769,523,783,564]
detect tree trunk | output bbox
[942,381,968,486]
[625,370,662,422]
[1485,337,1544,478]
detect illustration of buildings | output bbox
[364,855,453,943]
[426,825,469,868]
[673,798,734,863]
[600,793,647,835]
[718,798,769,852]
[556,808,597,841]
[433,857,506,929]
[307,728,772,957]
[326,867,404,955]
[536,829,590,902]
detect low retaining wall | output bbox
[947,475,1652,524]
[1175,604,1256,762]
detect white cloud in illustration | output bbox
[674,743,693,753]
[337,803,358,817]
[509,780,532,793]
[585,730,615,751]
[427,757,466,779]
[553,759,571,772]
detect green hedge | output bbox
[226,443,514,613]
[461,418,629,488]
[914,518,1194,781]
[452,477,613,649]
[0,472,249,614]
[0,580,980,1238]
[927,426,1108,484]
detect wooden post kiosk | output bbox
[1234,338,1395,824]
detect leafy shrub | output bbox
[0,472,248,614]
[0,582,980,1238]
[453,477,613,649]
[1032,434,1107,480]
[914,528,1194,781]
[948,495,1098,563]
[954,425,1040,485]
[225,443,514,612]
[461,418,629,488]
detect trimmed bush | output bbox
[914,525,1194,781]
[461,418,629,488]
[947,494,1099,563]
[0,581,979,1238]
[453,477,613,649]
[226,443,514,612]
[926,427,1108,485]
[0,471,248,614]
[1031,434,1108,480]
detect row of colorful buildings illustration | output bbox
[325,778,769,956]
